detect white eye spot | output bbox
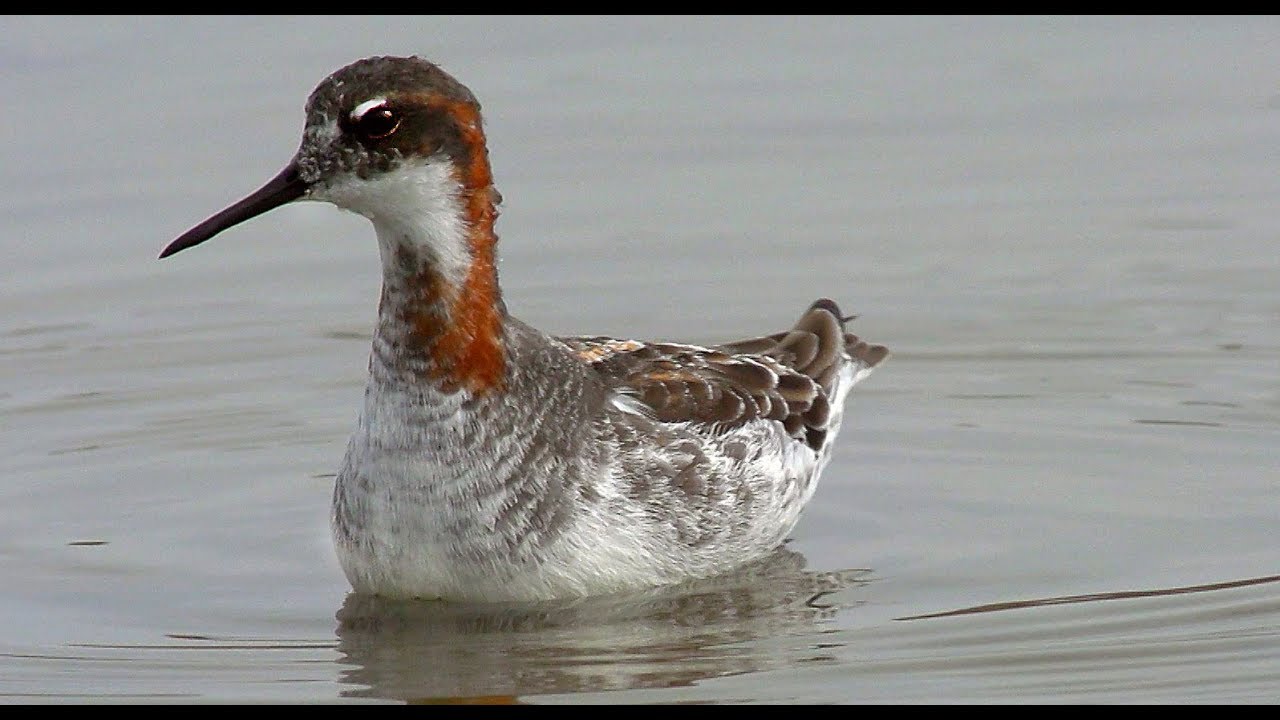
[351,98,389,122]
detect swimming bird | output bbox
[160,56,888,602]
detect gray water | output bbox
[2,16,1278,703]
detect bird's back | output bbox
[563,298,888,452]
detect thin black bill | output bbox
[159,162,307,259]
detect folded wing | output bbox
[560,298,888,451]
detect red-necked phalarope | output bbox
[160,56,889,602]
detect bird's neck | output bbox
[366,153,506,396]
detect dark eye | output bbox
[351,102,401,141]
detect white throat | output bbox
[311,155,472,289]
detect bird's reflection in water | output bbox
[334,547,871,703]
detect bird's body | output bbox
[162,56,888,602]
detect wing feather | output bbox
[558,298,889,451]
